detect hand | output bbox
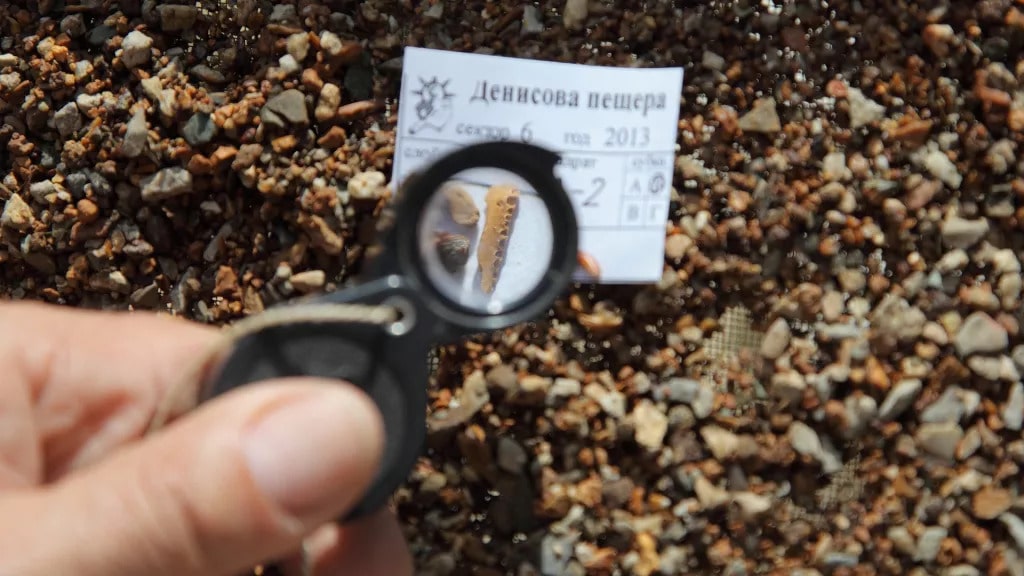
[0,301,413,576]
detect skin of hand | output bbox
[0,300,414,576]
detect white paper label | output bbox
[392,47,685,284]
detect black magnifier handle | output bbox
[196,141,579,524]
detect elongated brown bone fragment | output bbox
[444,183,480,225]
[477,184,519,293]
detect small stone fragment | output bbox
[348,170,387,200]
[315,83,342,122]
[922,23,955,58]
[317,126,347,149]
[563,0,588,29]
[914,526,947,563]
[760,317,791,359]
[632,400,668,450]
[120,31,152,68]
[286,32,310,62]
[846,87,885,129]
[318,31,344,59]
[738,97,781,133]
[955,311,1008,356]
[182,112,215,147]
[999,513,1024,552]
[141,167,193,202]
[941,216,990,249]
[920,387,973,424]
[916,422,964,461]
[522,5,545,34]
[122,109,148,157]
[496,436,528,473]
[157,5,197,31]
[261,89,309,128]
[1004,382,1024,431]
[53,102,82,138]
[923,149,962,189]
[877,379,922,422]
[130,283,161,309]
[972,486,1012,520]
[1,193,34,231]
[700,425,740,460]
[664,234,693,260]
[694,475,730,509]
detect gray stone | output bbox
[122,109,148,157]
[130,283,161,309]
[1,193,34,231]
[496,436,528,473]
[548,377,581,400]
[1013,345,1024,373]
[319,31,344,58]
[846,87,885,129]
[522,5,545,34]
[738,97,781,133]
[29,180,57,203]
[286,32,310,62]
[700,425,741,460]
[760,317,791,359]
[702,50,726,71]
[924,149,962,188]
[921,387,974,424]
[140,167,193,202]
[871,294,927,342]
[1000,513,1024,553]
[269,4,298,24]
[261,89,309,128]
[955,311,1008,356]
[53,101,82,138]
[967,355,1004,380]
[887,526,916,556]
[60,14,86,38]
[914,526,947,563]
[563,0,588,29]
[916,422,963,461]
[120,30,152,68]
[632,400,668,450]
[1004,382,1024,431]
[788,422,823,460]
[941,216,990,249]
[878,379,922,422]
[943,566,981,576]
[157,4,197,31]
[87,24,116,47]
[540,533,578,576]
[583,383,625,418]
[822,152,851,181]
[182,112,216,146]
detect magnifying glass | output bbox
[192,141,578,523]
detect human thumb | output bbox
[0,378,385,576]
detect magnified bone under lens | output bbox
[416,167,555,315]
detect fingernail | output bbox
[242,384,383,522]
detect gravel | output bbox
[2,1,1024,574]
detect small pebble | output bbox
[120,31,152,68]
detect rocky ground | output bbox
[3,0,1024,574]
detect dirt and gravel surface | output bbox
[2,0,1024,575]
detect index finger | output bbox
[0,301,219,486]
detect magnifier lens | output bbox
[417,167,555,315]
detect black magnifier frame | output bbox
[358,140,579,338]
[197,141,579,526]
